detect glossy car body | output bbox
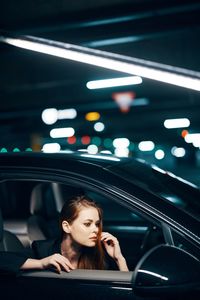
[0,151,200,300]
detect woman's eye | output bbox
[96,223,100,227]
[84,223,91,227]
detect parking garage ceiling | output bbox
[0,0,200,181]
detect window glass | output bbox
[110,161,200,220]
[172,230,200,260]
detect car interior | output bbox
[0,179,165,271]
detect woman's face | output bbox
[67,206,101,247]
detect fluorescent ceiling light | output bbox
[42,143,61,153]
[50,127,75,138]
[138,141,155,151]
[164,118,190,129]
[113,138,130,148]
[86,76,142,89]
[57,108,77,120]
[1,35,200,91]
[42,108,77,125]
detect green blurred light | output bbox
[103,138,113,148]
[0,148,8,153]
[13,148,20,152]
[25,148,33,152]
[92,137,101,146]
[129,142,135,151]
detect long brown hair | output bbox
[59,195,105,270]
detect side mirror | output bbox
[132,244,200,298]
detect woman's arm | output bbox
[101,232,129,271]
[0,251,29,274]
[21,253,74,273]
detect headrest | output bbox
[0,208,3,241]
[30,183,58,219]
[30,182,85,218]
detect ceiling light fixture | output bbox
[138,141,155,151]
[86,76,142,89]
[1,34,200,91]
[42,108,77,125]
[164,118,190,129]
[42,143,61,153]
[50,127,75,138]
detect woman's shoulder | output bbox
[32,238,60,258]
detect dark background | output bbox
[0,0,200,185]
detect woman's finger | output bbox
[61,256,75,270]
[51,261,62,274]
[56,256,73,272]
[101,235,118,243]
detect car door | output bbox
[0,174,199,300]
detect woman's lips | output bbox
[90,237,97,240]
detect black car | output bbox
[0,151,199,300]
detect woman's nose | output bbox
[92,224,98,233]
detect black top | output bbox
[0,251,29,275]
[32,238,118,270]
[0,238,117,275]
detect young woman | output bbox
[21,195,129,273]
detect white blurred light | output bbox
[164,118,190,129]
[113,138,130,148]
[50,127,75,138]
[171,147,186,157]
[138,141,155,151]
[86,76,142,89]
[58,108,77,119]
[42,108,58,125]
[42,143,61,153]
[192,140,200,147]
[114,147,129,157]
[155,149,165,160]
[42,108,77,125]
[94,122,105,132]
[184,133,200,143]
[87,144,98,154]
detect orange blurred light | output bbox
[85,112,100,121]
[81,135,91,145]
[181,129,188,138]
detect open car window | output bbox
[0,179,165,272]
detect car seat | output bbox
[27,183,61,242]
[0,208,24,252]
[27,182,84,242]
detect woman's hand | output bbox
[40,253,75,273]
[21,254,75,273]
[101,232,129,271]
[101,232,122,260]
